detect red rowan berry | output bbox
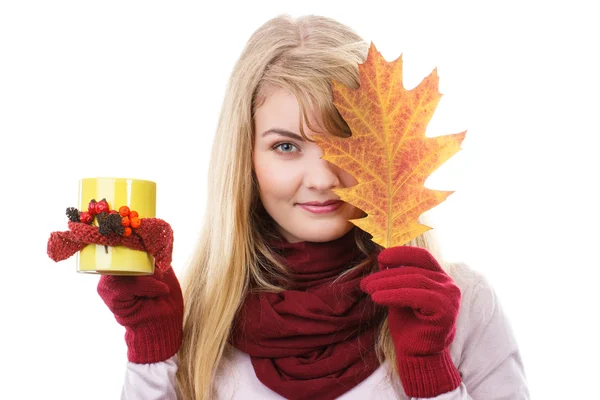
[130,217,141,229]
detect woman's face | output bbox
[253,87,364,243]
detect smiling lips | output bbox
[297,200,343,214]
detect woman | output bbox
[99,14,529,399]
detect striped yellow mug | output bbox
[76,177,156,275]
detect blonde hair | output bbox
[176,14,455,399]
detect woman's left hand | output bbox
[360,246,462,398]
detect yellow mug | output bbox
[76,177,156,275]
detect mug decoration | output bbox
[47,197,173,275]
[66,198,143,247]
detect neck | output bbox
[268,227,367,290]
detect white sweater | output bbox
[121,263,530,399]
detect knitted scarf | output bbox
[230,228,381,400]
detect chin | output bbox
[286,219,355,243]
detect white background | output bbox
[1,1,598,398]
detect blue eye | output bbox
[273,142,299,154]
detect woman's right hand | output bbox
[48,217,184,364]
[97,266,184,364]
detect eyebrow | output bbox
[261,128,305,141]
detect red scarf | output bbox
[230,228,381,400]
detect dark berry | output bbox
[114,225,125,235]
[98,224,111,236]
[96,211,109,224]
[107,212,122,226]
[66,207,80,222]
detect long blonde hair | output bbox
[176,14,454,399]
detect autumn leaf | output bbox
[313,42,466,248]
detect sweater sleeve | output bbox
[121,354,180,400]
[413,268,530,400]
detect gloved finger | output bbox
[361,266,449,284]
[361,270,454,295]
[360,267,450,292]
[159,268,181,291]
[371,288,450,318]
[130,275,171,297]
[97,273,170,301]
[378,246,443,272]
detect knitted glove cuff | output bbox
[397,349,462,398]
[125,313,183,364]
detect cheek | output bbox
[254,157,300,203]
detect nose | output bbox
[304,155,341,191]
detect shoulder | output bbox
[445,261,497,321]
[442,264,530,397]
[445,262,519,366]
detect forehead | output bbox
[255,88,299,125]
[254,87,325,137]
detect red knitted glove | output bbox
[47,218,184,364]
[97,265,183,364]
[360,246,462,398]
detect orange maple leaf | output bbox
[313,43,466,248]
